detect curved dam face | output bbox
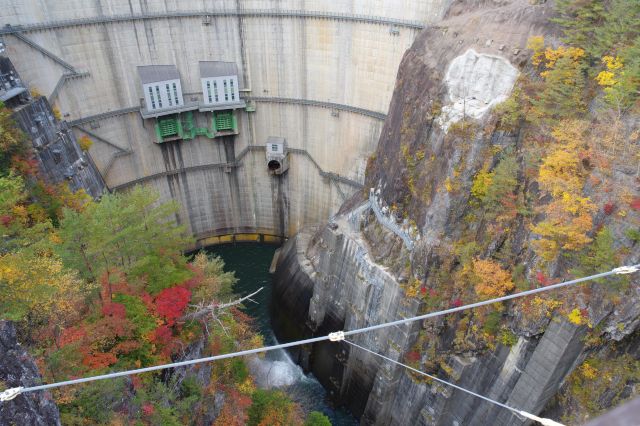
[1,0,451,245]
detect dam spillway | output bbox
[0,0,451,245]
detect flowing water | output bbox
[204,243,358,425]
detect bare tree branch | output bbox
[179,287,264,323]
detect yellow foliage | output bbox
[531,210,593,260]
[0,252,87,323]
[538,149,583,198]
[527,36,546,66]
[541,46,586,73]
[472,259,514,299]
[567,308,585,325]
[602,55,623,71]
[444,177,453,193]
[471,168,494,199]
[531,296,563,318]
[52,106,62,121]
[596,70,616,87]
[403,279,422,298]
[237,377,256,395]
[579,361,598,380]
[55,184,92,212]
[78,135,93,151]
[532,121,595,260]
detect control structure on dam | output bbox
[0,0,450,246]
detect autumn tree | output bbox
[531,121,596,260]
[471,151,519,225]
[248,390,303,426]
[472,259,515,299]
[0,251,89,327]
[56,185,193,285]
[530,42,588,121]
[0,102,26,172]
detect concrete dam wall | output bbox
[1,0,451,244]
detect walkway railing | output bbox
[369,189,415,251]
[111,146,363,192]
[67,96,386,128]
[247,96,386,121]
[0,10,425,35]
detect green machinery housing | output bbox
[154,110,238,143]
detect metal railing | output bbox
[48,71,89,103]
[110,145,363,193]
[68,106,139,126]
[67,95,386,127]
[0,10,425,35]
[11,32,76,71]
[247,96,386,121]
[369,190,414,251]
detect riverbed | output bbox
[204,243,357,425]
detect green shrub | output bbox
[305,411,332,426]
[248,389,294,426]
[482,311,502,336]
[499,329,519,346]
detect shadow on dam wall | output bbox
[270,235,372,419]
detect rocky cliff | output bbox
[273,0,640,424]
[0,321,61,425]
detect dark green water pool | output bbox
[204,243,357,425]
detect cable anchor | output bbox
[329,331,345,342]
[613,265,640,275]
[0,387,23,402]
[519,411,565,426]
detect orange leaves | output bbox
[81,351,117,369]
[472,259,514,299]
[101,302,126,319]
[531,121,596,261]
[59,326,87,346]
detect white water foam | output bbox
[248,341,308,388]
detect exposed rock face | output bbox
[273,0,639,425]
[437,49,519,130]
[0,321,61,426]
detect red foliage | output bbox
[142,404,155,416]
[631,198,640,211]
[155,286,191,325]
[603,202,615,215]
[58,326,87,346]
[151,325,173,346]
[210,335,222,355]
[10,154,39,176]
[536,271,551,286]
[451,298,463,308]
[112,340,141,355]
[140,292,155,313]
[231,306,253,325]
[101,302,126,319]
[429,288,437,297]
[420,286,427,295]
[131,375,143,390]
[82,351,117,369]
[0,215,13,226]
[406,351,420,363]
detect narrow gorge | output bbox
[1,0,639,425]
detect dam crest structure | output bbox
[1,0,452,246]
